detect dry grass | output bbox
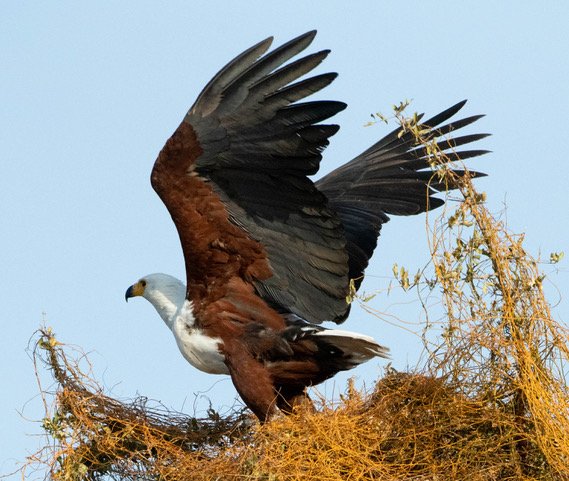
[24,107,569,480]
[397,108,569,478]
[25,330,565,480]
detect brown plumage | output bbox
[125,31,489,421]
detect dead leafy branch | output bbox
[392,105,569,477]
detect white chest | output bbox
[171,304,229,375]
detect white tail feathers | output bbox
[314,329,390,365]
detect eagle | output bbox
[125,31,488,421]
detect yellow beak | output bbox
[125,281,145,302]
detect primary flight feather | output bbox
[125,30,489,421]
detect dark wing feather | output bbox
[152,31,350,325]
[316,100,490,288]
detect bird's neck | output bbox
[145,285,186,330]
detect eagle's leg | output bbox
[224,344,278,422]
[275,386,314,414]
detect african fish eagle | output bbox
[125,31,488,421]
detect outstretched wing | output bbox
[151,31,351,326]
[316,100,490,289]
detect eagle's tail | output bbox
[281,320,389,370]
[268,324,388,395]
[313,329,389,368]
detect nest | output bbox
[24,110,569,480]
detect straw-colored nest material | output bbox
[27,327,565,481]
[26,108,569,480]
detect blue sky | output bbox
[2,2,568,477]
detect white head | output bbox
[125,273,186,328]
